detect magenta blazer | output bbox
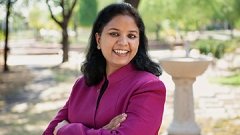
[43,63,166,135]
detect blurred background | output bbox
[0,0,239,135]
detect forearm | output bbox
[57,123,123,135]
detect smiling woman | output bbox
[95,15,139,76]
[43,3,166,135]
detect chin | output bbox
[114,62,129,67]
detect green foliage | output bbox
[210,72,240,86]
[28,3,59,30]
[225,37,240,53]
[139,0,240,33]
[97,0,114,11]
[0,30,3,41]
[139,0,175,31]
[139,0,211,32]
[193,39,226,59]
[28,4,49,29]
[193,37,240,59]
[78,0,98,27]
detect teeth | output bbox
[114,50,128,54]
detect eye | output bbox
[109,32,119,37]
[128,34,137,39]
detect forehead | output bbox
[103,15,139,31]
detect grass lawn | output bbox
[210,72,240,86]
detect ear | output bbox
[95,33,101,45]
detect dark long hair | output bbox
[81,3,162,86]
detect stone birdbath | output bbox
[159,56,211,135]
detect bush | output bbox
[193,39,226,59]
[224,38,240,53]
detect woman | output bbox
[43,3,166,135]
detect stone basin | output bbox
[159,57,212,78]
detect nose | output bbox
[117,36,128,46]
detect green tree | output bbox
[139,0,240,33]
[203,0,240,36]
[28,3,53,40]
[139,0,178,31]
[222,0,240,37]
[78,0,97,27]
[174,0,210,31]
[46,0,77,63]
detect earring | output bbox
[97,45,101,49]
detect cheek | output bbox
[101,45,113,60]
[131,41,139,52]
[100,38,115,49]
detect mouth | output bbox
[113,49,129,55]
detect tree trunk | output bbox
[3,0,11,72]
[46,0,77,63]
[229,21,234,39]
[62,25,69,63]
[124,0,140,9]
[73,17,78,40]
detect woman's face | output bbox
[95,15,139,75]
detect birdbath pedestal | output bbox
[159,57,211,135]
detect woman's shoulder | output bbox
[71,75,88,89]
[130,70,165,88]
[69,76,90,95]
[129,70,166,96]
[134,70,161,82]
[73,75,85,84]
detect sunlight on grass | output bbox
[30,100,66,114]
[209,72,240,86]
[199,116,240,135]
[0,110,56,135]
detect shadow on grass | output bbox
[0,109,57,135]
[0,64,78,135]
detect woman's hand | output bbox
[103,113,127,130]
[53,120,69,135]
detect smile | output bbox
[113,49,129,54]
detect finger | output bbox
[54,120,69,134]
[113,123,121,129]
[54,123,61,135]
[112,117,125,126]
[113,114,127,125]
[103,113,127,130]
[62,120,69,125]
[112,113,127,122]
[103,120,118,130]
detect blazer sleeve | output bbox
[56,79,166,135]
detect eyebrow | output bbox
[108,28,139,33]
